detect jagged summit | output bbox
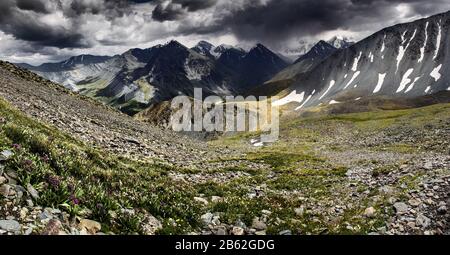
[164,40,187,49]
[294,41,337,64]
[248,43,273,53]
[196,40,215,48]
[192,41,216,57]
[327,36,355,49]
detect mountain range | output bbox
[18,41,289,114]
[272,11,450,110]
[16,11,450,117]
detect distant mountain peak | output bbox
[294,40,337,64]
[312,40,336,51]
[196,41,215,48]
[326,36,354,49]
[165,40,186,48]
[212,44,244,58]
[251,43,268,50]
[215,44,239,51]
[248,43,276,56]
[192,41,216,58]
[192,42,245,59]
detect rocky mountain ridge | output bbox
[18,41,288,115]
[274,11,450,110]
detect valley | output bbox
[1,60,449,235]
[1,9,450,236]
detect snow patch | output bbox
[434,21,442,60]
[381,34,386,53]
[184,59,202,80]
[396,29,417,72]
[405,77,421,93]
[295,92,314,111]
[329,100,341,105]
[418,22,429,63]
[273,90,305,106]
[397,68,414,93]
[430,64,442,81]
[319,80,336,100]
[352,52,362,71]
[355,97,362,101]
[425,86,431,93]
[401,30,408,43]
[344,71,360,89]
[373,73,387,93]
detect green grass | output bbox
[2,96,449,235]
[205,102,450,234]
[0,98,201,234]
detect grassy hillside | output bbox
[0,98,203,234]
[1,95,449,235]
[209,103,450,234]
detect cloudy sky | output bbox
[0,0,449,65]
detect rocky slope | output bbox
[0,60,237,167]
[274,11,450,110]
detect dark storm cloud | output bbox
[66,0,135,19]
[152,2,185,21]
[199,0,450,44]
[1,0,450,57]
[16,0,49,13]
[0,0,154,49]
[152,0,217,22]
[0,0,87,48]
[173,0,217,12]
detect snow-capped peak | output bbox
[327,36,355,49]
[194,41,215,52]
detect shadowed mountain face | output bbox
[274,11,450,110]
[268,41,338,84]
[226,44,290,90]
[19,41,288,114]
[294,41,338,64]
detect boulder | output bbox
[78,219,102,234]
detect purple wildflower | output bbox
[47,176,60,189]
[41,155,50,163]
[12,144,21,150]
[22,159,33,171]
[70,194,80,205]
